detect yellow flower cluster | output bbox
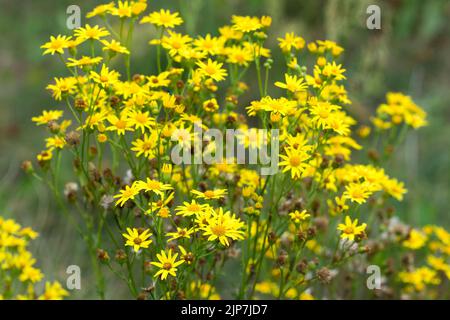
[0,216,68,300]
[26,0,448,300]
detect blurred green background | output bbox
[0,0,449,298]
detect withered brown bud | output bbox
[65,131,80,146]
[368,149,379,162]
[109,95,121,107]
[320,156,330,169]
[297,230,307,242]
[333,154,345,168]
[47,121,60,134]
[268,231,277,244]
[21,161,34,174]
[296,260,308,274]
[276,251,288,267]
[97,249,110,263]
[64,182,79,202]
[115,249,127,264]
[136,292,147,300]
[314,217,329,232]
[75,98,87,110]
[132,74,143,83]
[307,227,317,240]
[176,80,184,89]
[316,267,332,284]
[311,200,320,214]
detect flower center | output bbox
[204,190,215,198]
[163,262,172,270]
[211,225,227,237]
[134,238,142,245]
[289,155,301,167]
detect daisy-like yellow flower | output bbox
[135,178,173,196]
[161,31,192,57]
[32,110,63,125]
[37,150,53,162]
[194,34,224,56]
[101,39,130,55]
[203,98,219,112]
[86,2,115,18]
[343,182,372,204]
[46,77,77,100]
[74,24,110,42]
[151,249,185,280]
[337,216,367,241]
[110,0,132,18]
[66,56,103,68]
[275,74,307,93]
[322,61,346,80]
[106,113,133,135]
[45,136,66,150]
[114,184,140,207]
[178,245,194,265]
[279,147,310,179]
[166,227,195,242]
[289,209,310,224]
[147,72,171,88]
[191,189,227,200]
[403,229,427,250]
[175,200,209,217]
[131,133,157,159]
[40,35,71,55]
[90,64,120,87]
[122,228,152,252]
[127,110,155,133]
[200,208,245,246]
[196,59,228,82]
[140,9,183,28]
[231,15,262,33]
[38,282,69,300]
[226,45,253,66]
[277,32,305,52]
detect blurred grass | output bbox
[0,0,449,298]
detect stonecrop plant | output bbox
[22,0,449,299]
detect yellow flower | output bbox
[90,64,120,87]
[196,59,228,82]
[194,34,224,56]
[114,185,140,207]
[166,227,195,242]
[403,229,427,250]
[46,77,77,100]
[122,227,153,252]
[231,15,262,33]
[151,250,185,280]
[279,146,310,179]
[203,98,219,112]
[86,2,115,18]
[110,0,132,18]
[289,210,310,224]
[161,31,192,57]
[66,56,103,68]
[176,200,209,217]
[278,32,305,52]
[40,35,71,55]
[343,182,372,204]
[200,208,245,246]
[45,136,66,150]
[141,9,183,28]
[39,282,69,300]
[74,24,110,42]
[337,216,367,241]
[106,113,133,135]
[135,178,173,196]
[191,189,227,200]
[101,39,130,55]
[275,74,307,93]
[131,133,157,159]
[19,266,43,283]
[127,110,155,133]
[32,110,63,125]
[322,61,346,80]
